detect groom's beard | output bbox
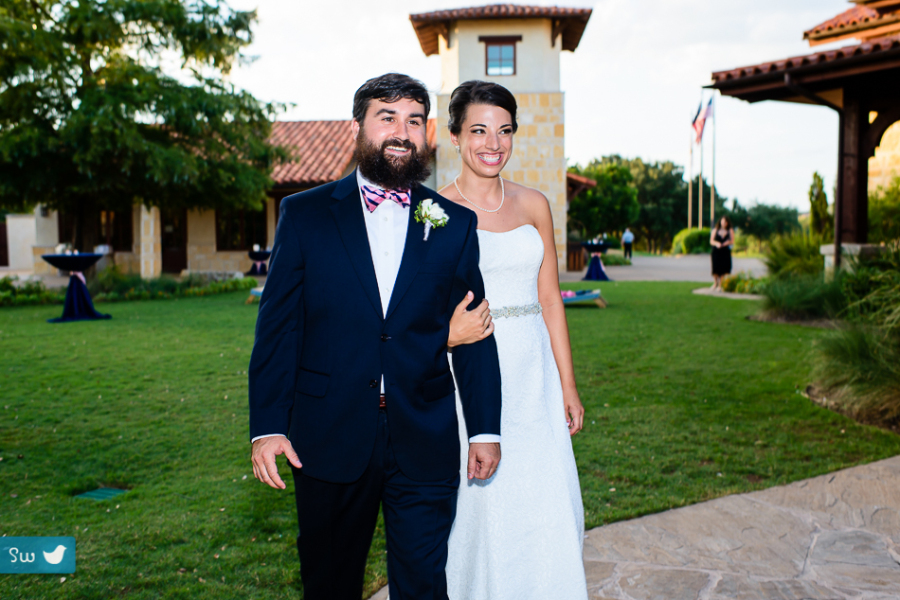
[354,133,432,191]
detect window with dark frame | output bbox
[479,35,522,76]
[215,207,267,251]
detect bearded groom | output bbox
[248,73,502,600]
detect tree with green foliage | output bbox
[727,199,799,241]
[567,162,638,240]
[809,171,833,240]
[581,156,694,252]
[0,0,284,251]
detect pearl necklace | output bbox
[453,176,505,213]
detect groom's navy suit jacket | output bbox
[249,172,502,484]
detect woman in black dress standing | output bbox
[710,216,734,291]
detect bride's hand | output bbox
[564,390,585,436]
[448,291,493,348]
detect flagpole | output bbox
[688,127,693,230]
[699,125,704,229]
[711,95,716,229]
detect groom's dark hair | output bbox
[352,73,430,123]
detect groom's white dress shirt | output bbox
[252,170,499,445]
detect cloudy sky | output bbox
[226,0,854,210]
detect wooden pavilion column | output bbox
[838,93,869,245]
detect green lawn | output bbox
[2,283,899,599]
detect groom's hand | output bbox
[252,436,302,490]
[467,442,501,480]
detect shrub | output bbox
[89,265,146,296]
[671,227,711,255]
[0,276,64,307]
[764,230,824,279]
[602,254,631,266]
[812,326,900,426]
[87,266,257,300]
[721,271,767,294]
[761,274,845,320]
[1,270,258,308]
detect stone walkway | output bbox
[372,457,900,599]
[584,456,900,599]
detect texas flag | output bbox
[692,98,714,144]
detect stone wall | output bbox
[114,251,140,274]
[186,209,247,273]
[139,205,162,279]
[5,214,36,270]
[32,246,56,276]
[435,92,567,272]
[869,120,900,192]
[185,199,275,274]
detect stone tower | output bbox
[410,5,593,271]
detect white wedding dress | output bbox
[446,224,588,600]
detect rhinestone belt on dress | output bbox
[490,302,542,319]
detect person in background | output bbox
[621,227,634,260]
[710,216,734,291]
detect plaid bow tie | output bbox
[361,185,411,213]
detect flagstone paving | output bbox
[373,456,900,599]
[583,455,900,599]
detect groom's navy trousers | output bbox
[249,172,502,600]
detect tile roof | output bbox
[269,119,438,188]
[710,34,900,86]
[804,4,900,44]
[566,171,597,201]
[409,4,592,56]
[566,172,596,187]
[269,120,354,188]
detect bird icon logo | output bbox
[42,545,67,565]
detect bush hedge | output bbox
[0,277,65,307]
[601,254,631,266]
[0,269,257,308]
[764,230,824,279]
[671,227,711,255]
[763,242,900,427]
[721,271,767,294]
[761,275,846,320]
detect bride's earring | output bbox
[454,145,460,154]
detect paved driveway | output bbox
[561,254,767,283]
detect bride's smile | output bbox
[451,102,515,178]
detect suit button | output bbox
[381,334,389,342]
[369,379,378,388]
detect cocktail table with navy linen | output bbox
[40,254,111,324]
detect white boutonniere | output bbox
[414,199,449,241]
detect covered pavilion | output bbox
[708,0,900,267]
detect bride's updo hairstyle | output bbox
[447,80,519,135]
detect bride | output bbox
[443,80,589,599]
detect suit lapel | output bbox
[329,172,384,320]
[385,186,432,321]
